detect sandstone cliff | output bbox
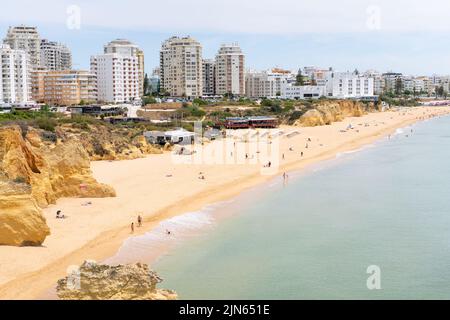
[0,126,116,246]
[57,124,162,161]
[0,177,50,246]
[56,261,177,300]
[295,100,378,127]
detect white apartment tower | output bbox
[104,39,145,97]
[160,36,203,98]
[4,25,41,69]
[40,39,72,71]
[90,39,142,103]
[0,44,31,104]
[325,72,374,98]
[202,59,215,96]
[215,44,245,96]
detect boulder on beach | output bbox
[56,261,177,300]
[0,180,50,246]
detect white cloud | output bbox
[2,0,450,34]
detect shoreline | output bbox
[0,107,449,300]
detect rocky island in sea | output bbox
[56,261,177,300]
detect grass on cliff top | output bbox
[0,109,60,132]
[0,108,110,133]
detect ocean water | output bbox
[118,115,450,299]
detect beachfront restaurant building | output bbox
[222,116,278,129]
[145,128,196,145]
[223,117,250,129]
[248,116,278,128]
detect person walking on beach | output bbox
[301,151,304,157]
[131,222,135,233]
[137,215,142,227]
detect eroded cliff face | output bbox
[295,100,378,127]
[0,126,116,246]
[56,261,177,300]
[56,124,163,161]
[0,178,50,246]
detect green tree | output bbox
[296,69,305,86]
[193,98,208,106]
[394,78,403,95]
[143,73,150,95]
[436,86,445,98]
[142,96,157,106]
[40,104,51,113]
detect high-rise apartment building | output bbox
[160,36,203,97]
[91,39,141,103]
[215,44,245,96]
[104,39,145,97]
[0,44,31,104]
[202,59,215,96]
[31,70,96,105]
[3,25,41,69]
[40,39,72,71]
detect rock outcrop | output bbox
[56,261,177,300]
[0,126,116,246]
[0,126,115,207]
[0,177,50,246]
[295,100,378,127]
[57,124,162,161]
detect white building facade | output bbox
[91,40,141,103]
[104,39,145,97]
[3,25,41,70]
[245,70,294,98]
[160,36,203,98]
[279,70,374,100]
[0,44,31,105]
[215,44,245,96]
[40,39,72,71]
[325,72,374,98]
[280,83,325,100]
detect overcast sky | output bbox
[1,0,450,75]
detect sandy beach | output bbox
[1,106,449,299]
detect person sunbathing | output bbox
[56,210,66,219]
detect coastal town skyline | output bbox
[1,24,449,106]
[2,0,450,75]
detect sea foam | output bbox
[104,208,217,265]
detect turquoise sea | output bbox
[110,114,450,299]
